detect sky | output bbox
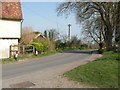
[21,1,83,39]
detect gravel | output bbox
[31,75,98,88]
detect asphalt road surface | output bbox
[3,50,93,79]
[2,50,98,88]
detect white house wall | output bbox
[0,20,21,38]
[0,39,18,59]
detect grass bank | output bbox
[64,51,119,88]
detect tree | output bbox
[48,29,59,42]
[57,2,119,50]
[61,35,68,43]
[20,26,34,45]
[44,30,47,38]
[82,16,104,50]
[70,36,81,48]
[115,2,120,51]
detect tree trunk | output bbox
[115,2,120,51]
[99,11,113,50]
[104,29,113,51]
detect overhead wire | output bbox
[22,3,62,31]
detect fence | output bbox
[10,45,35,58]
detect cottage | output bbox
[0,0,23,59]
[21,32,46,45]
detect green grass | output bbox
[64,51,119,88]
[1,48,80,64]
[1,47,90,64]
[57,47,80,52]
[1,50,58,64]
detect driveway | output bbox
[2,49,101,88]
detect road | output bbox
[2,50,99,88]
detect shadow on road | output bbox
[61,50,98,54]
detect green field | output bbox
[64,51,119,88]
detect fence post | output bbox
[33,46,35,54]
[18,45,20,54]
[9,45,12,58]
[23,45,25,54]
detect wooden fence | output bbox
[10,45,35,58]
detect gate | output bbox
[10,45,35,58]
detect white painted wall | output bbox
[0,20,21,38]
[0,19,21,59]
[0,39,18,59]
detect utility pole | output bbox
[68,24,71,41]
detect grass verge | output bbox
[1,48,89,64]
[1,50,58,64]
[1,48,80,64]
[64,51,119,88]
[57,47,80,52]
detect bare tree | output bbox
[61,35,68,43]
[20,26,34,45]
[48,29,59,42]
[70,36,81,48]
[82,16,104,50]
[57,2,119,50]
[115,2,120,50]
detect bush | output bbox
[98,49,103,54]
[47,40,55,51]
[33,38,55,52]
[33,39,49,52]
[29,42,44,53]
[55,40,62,49]
[55,36,81,49]
[42,42,49,52]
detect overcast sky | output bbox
[21,2,83,39]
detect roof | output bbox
[0,0,22,20]
[21,32,46,45]
[34,33,46,39]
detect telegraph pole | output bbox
[68,24,71,41]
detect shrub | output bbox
[55,40,62,49]
[42,42,48,52]
[98,49,103,54]
[29,42,44,53]
[33,39,49,52]
[33,38,55,52]
[47,40,55,51]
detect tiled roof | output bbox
[21,32,46,45]
[0,0,22,20]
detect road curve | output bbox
[2,50,93,80]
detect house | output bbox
[21,32,46,45]
[0,0,23,59]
